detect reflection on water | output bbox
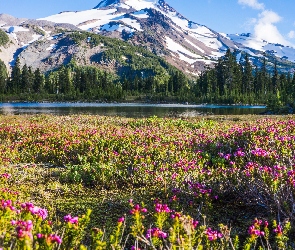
[0,103,267,117]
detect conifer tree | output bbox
[73,67,82,93]
[9,58,21,94]
[58,66,73,94]
[27,66,34,93]
[0,59,7,95]
[20,64,32,93]
[242,54,253,96]
[216,58,225,96]
[291,73,295,100]
[33,68,44,93]
[271,61,279,94]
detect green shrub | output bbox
[0,29,9,46]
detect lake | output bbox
[0,102,266,117]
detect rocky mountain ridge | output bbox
[0,0,295,75]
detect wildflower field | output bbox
[0,114,295,249]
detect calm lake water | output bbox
[0,103,266,117]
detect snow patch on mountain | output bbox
[227,33,267,51]
[40,7,145,32]
[264,44,295,62]
[228,33,295,62]
[166,36,202,64]
[121,0,156,10]
[119,17,142,30]
[4,26,29,33]
[132,10,149,18]
[39,9,119,27]
[19,34,42,51]
[101,23,121,32]
[184,38,205,54]
[100,22,136,33]
[46,44,57,51]
[9,32,18,43]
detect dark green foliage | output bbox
[196,49,294,106]
[0,29,9,46]
[0,27,193,101]
[0,41,294,106]
[69,31,176,83]
[8,58,21,94]
[0,59,8,95]
[33,68,44,93]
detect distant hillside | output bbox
[17,31,182,81]
[0,0,294,76]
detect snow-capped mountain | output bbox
[1,0,295,74]
[36,0,245,75]
[227,33,295,64]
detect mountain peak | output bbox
[94,0,119,8]
[94,0,163,9]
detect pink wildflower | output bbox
[155,203,171,213]
[1,199,15,211]
[206,228,223,241]
[146,228,167,239]
[64,214,79,224]
[274,225,283,236]
[118,217,125,223]
[130,204,147,214]
[15,220,33,240]
[1,173,11,179]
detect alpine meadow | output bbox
[1,0,295,249]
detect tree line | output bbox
[0,49,294,106]
[194,49,295,106]
[0,58,190,102]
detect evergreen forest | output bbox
[0,49,294,109]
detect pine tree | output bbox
[253,66,259,96]
[242,54,253,96]
[9,58,22,94]
[0,59,8,95]
[271,61,279,94]
[232,58,243,102]
[27,67,34,93]
[33,68,44,93]
[223,49,234,95]
[20,64,32,93]
[216,58,225,96]
[291,73,295,101]
[73,67,82,93]
[58,66,73,94]
[260,57,267,94]
[45,72,58,94]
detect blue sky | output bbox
[1,0,294,46]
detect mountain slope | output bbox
[228,33,295,63]
[1,0,295,75]
[38,0,295,74]
[0,14,81,70]
[38,0,244,75]
[18,31,184,84]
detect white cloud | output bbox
[243,17,257,30]
[288,31,295,39]
[253,10,291,45]
[258,10,281,23]
[238,0,295,47]
[238,0,265,10]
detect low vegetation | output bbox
[0,29,9,47]
[1,115,295,249]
